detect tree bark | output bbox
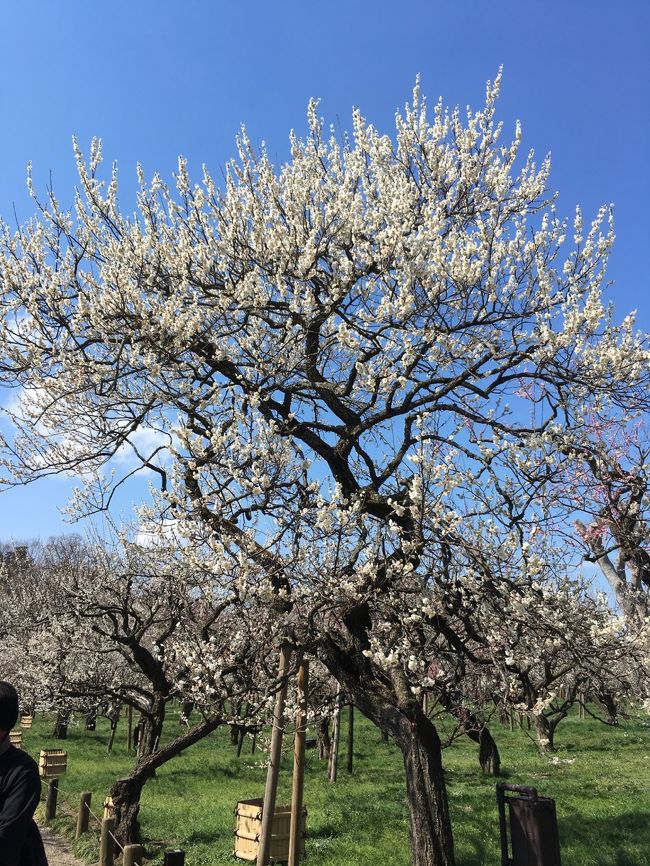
[534,714,555,753]
[597,692,618,725]
[317,718,330,761]
[322,642,455,866]
[53,710,69,739]
[136,695,166,760]
[110,713,222,846]
[395,710,456,866]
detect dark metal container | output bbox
[496,783,562,866]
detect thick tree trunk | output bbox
[322,643,455,866]
[534,714,554,753]
[597,692,618,725]
[394,709,455,866]
[110,713,222,846]
[111,773,147,846]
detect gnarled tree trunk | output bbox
[394,707,456,866]
[322,642,456,866]
[110,713,222,846]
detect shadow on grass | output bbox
[558,811,650,866]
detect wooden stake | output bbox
[256,644,291,866]
[45,779,59,821]
[346,703,354,775]
[99,816,115,866]
[123,844,144,866]
[288,659,309,866]
[76,791,92,838]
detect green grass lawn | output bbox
[25,706,650,865]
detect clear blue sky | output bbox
[0,0,648,541]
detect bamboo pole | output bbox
[256,644,291,866]
[346,703,354,775]
[288,659,309,866]
[76,792,92,838]
[328,693,342,783]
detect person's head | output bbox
[0,681,19,732]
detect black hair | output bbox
[0,681,19,731]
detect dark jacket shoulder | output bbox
[0,745,39,776]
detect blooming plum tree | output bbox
[1,73,649,865]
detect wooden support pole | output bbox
[256,644,291,866]
[328,692,342,783]
[288,659,309,866]
[123,844,144,866]
[346,702,354,775]
[45,779,59,821]
[99,817,115,866]
[76,791,92,838]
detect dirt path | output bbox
[39,826,87,866]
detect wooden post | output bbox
[256,644,291,866]
[127,704,133,751]
[45,779,59,821]
[251,729,257,755]
[76,791,92,838]
[328,693,342,783]
[346,702,354,775]
[123,844,144,866]
[288,659,309,866]
[99,816,115,866]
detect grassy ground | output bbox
[25,705,650,865]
